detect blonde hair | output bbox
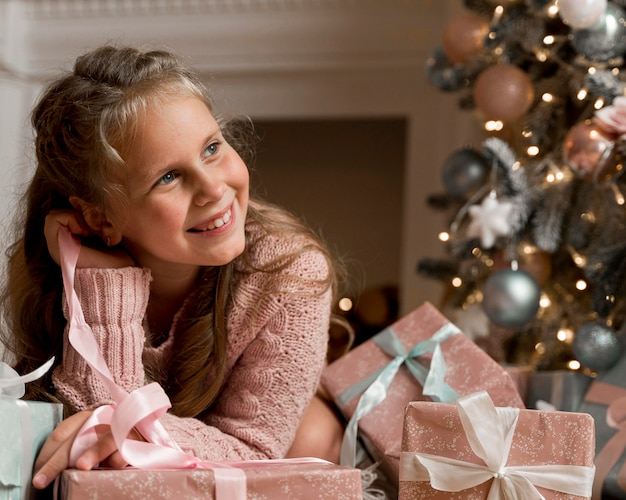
[0,46,345,418]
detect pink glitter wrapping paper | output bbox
[58,462,363,499]
[399,400,595,499]
[320,301,525,483]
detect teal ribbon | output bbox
[338,323,461,467]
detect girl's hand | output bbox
[44,210,134,269]
[32,410,142,489]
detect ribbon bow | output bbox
[399,391,595,499]
[58,229,329,500]
[338,324,460,467]
[584,381,626,500]
[0,357,56,498]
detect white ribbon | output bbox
[399,391,595,499]
[0,357,55,499]
[0,358,55,399]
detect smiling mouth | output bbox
[189,209,232,232]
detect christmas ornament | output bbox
[558,0,608,29]
[572,321,623,371]
[571,4,626,62]
[473,64,535,122]
[441,147,490,198]
[466,193,513,248]
[562,119,618,182]
[442,12,490,64]
[493,247,553,286]
[425,46,473,92]
[595,95,626,135]
[482,269,541,329]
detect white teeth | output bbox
[203,209,231,231]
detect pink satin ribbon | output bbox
[58,228,327,499]
[584,380,626,500]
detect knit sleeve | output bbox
[52,267,152,412]
[158,247,332,461]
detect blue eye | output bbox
[203,142,219,158]
[158,171,178,185]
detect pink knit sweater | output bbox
[52,226,332,461]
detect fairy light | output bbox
[568,360,581,370]
[576,279,587,291]
[438,231,450,242]
[594,97,605,110]
[535,342,546,355]
[485,120,504,132]
[527,145,540,156]
[611,183,625,205]
[539,294,551,308]
[338,297,353,312]
[451,276,463,288]
[542,92,554,103]
[547,3,559,17]
[577,88,588,101]
[556,327,575,343]
[543,35,555,45]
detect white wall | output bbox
[0,0,475,315]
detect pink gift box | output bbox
[321,301,524,483]
[58,462,363,499]
[399,392,596,499]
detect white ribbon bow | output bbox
[0,358,55,399]
[399,390,595,499]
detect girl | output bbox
[0,45,346,489]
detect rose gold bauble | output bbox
[473,64,535,122]
[563,119,619,182]
[442,13,490,64]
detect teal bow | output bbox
[338,323,460,467]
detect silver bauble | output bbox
[571,4,626,62]
[572,321,622,371]
[441,148,489,198]
[482,269,541,329]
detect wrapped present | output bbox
[527,369,592,412]
[320,301,524,484]
[0,359,63,500]
[503,364,533,406]
[58,461,363,500]
[578,354,626,500]
[399,391,595,499]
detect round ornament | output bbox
[473,64,535,122]
[562,119,618,182]
[572,321,623,371]
[571,4,626,62]
[442,12,490,64]
[493,248,553,286]
[558,0,608,29]
[441,147,490,198]
[482,269,541,329]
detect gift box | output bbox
[58,461,363,499]
[527,369,593,412]
[320,301,525,484]
[0,399,63,500]
[399,391,595,499]
[578,354,626,500]
[502,364,533,406]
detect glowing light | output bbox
[576,280,587,291]
[543,35,555,45]
[588,67,597,75]
[485,120,504,132]
[547,4,559,17]
[577,88,588,100]
[438,231,450,242]
[527,146,540,156]
[338,297,353,312]
[594,98,605,110]
[539,294,552,308]
[542,93,554,103]
[568,360,581,370]
[556,328,574,343]
[535,342,546,355]
[451,277,463,288]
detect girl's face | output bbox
[111,95,249,273]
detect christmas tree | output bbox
[419,0,626,373]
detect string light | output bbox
[568,360,581,370]
[338,297,353,312]
[576,279,587,291]
[438,231,450,242]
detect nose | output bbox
[192,167,226,206]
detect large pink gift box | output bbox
[399,391,595,499]
[321,301,524,483]
[58,461,363,499]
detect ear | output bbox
[69,196,122,246]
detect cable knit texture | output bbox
[52,224,332,461]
